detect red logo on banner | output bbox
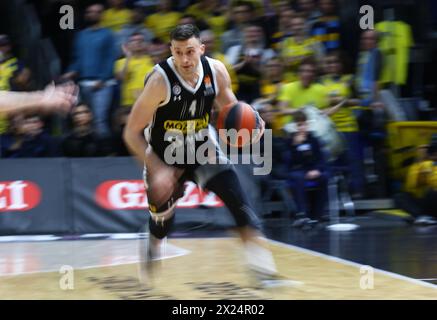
[0,181,42,212]
[95,180,223,210]
[0,254,41,275]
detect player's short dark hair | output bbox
[294,110,307,123]
[170,24,200,41]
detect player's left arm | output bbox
[212,59,265,142]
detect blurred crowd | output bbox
[0,0,388,156]
[1,0,436,220]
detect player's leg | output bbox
[146,174,185,239]
[204,169,261,232]
[139,165,186,282]
[195,164,278,279]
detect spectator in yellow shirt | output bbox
[395,140,437,225]
[254,57,287,137]
[279,16,323,82]
[320,52,365,197]
[0,35,32,134]
[145,0,181,42]
[253,56,291,183]
[186,0,228,43]
[101,0,133,32]
[278,59,329,118]
[270,8,296,50]
[320,53,359,131]
[296,0,321,32]
[115,33,154,109]
[277,59,345,160]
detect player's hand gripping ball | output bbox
[216,101,265,147]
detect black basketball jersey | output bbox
[145,55,219,168]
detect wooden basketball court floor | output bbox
[0,231,436,299]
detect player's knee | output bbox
[147,179,175,196]
[147,181,185,211]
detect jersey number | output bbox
[189,101,197,117]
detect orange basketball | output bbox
[216,101,260,147]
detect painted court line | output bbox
[0,241,190,277]
[267,238,437,290]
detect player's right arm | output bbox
[123,70,166,165]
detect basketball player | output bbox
[123,24,279,285]
[0,82,77,115]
